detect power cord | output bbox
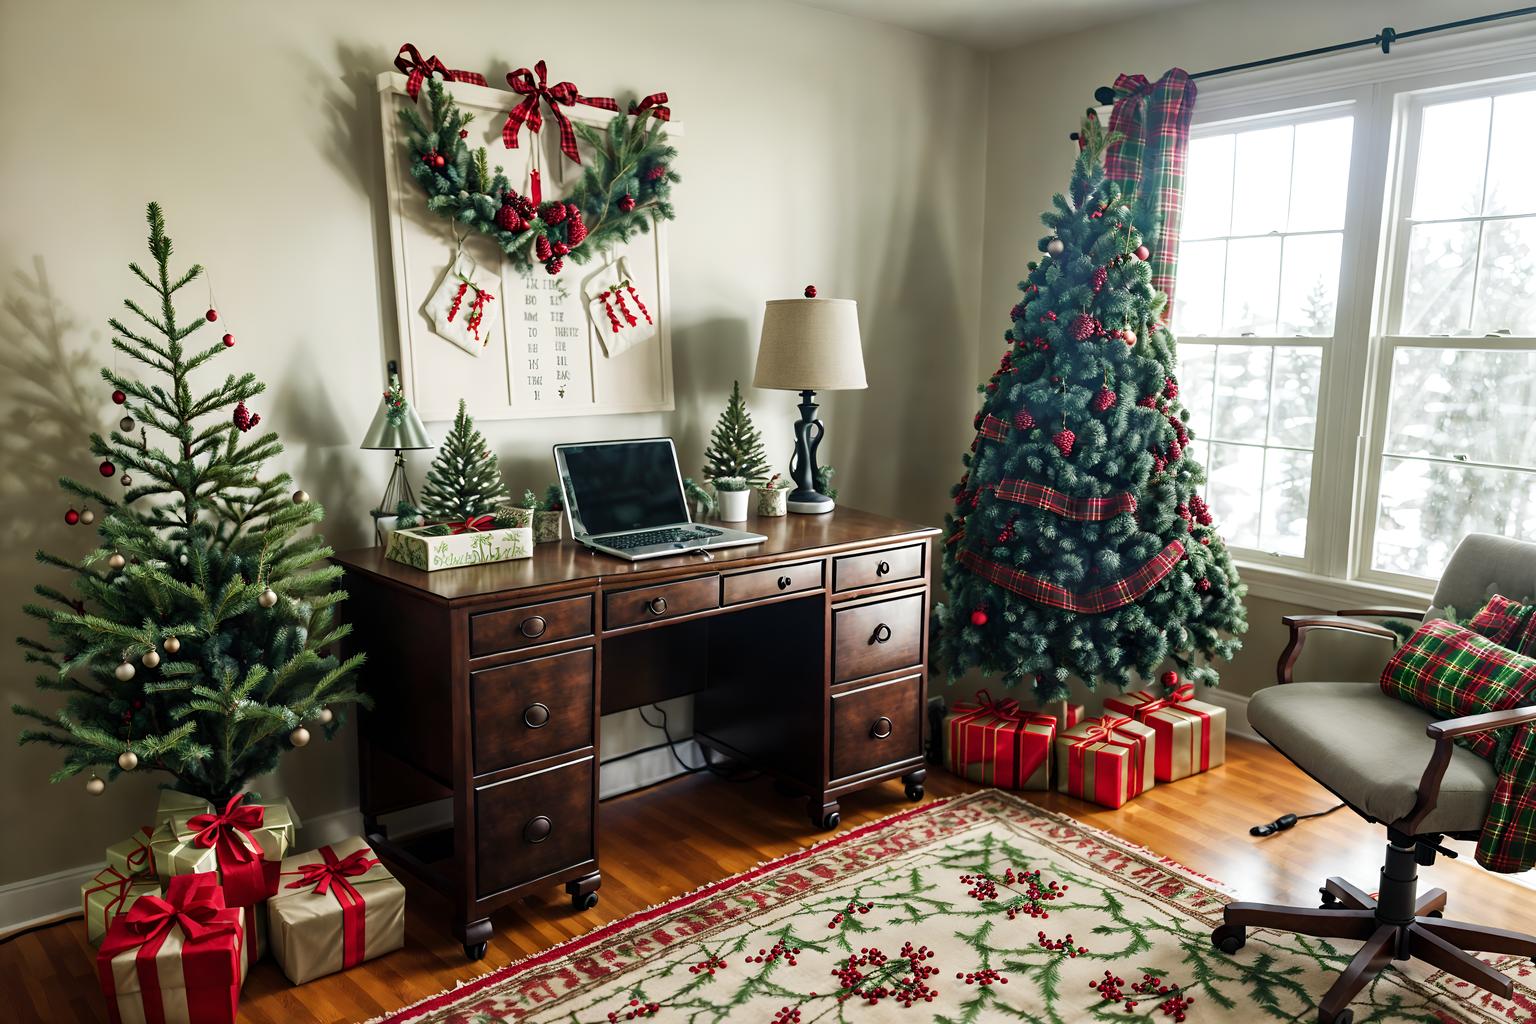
[636,703,760,782]
[1250,802,1347,837]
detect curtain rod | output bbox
[1087,5,1536,105]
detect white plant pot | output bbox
[717,489,750,522]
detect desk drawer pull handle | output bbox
[870,623,893,644]
[777,575,793,590]
[876,559,891,577]
[523,703,550,728]
[519,615,548,639]
[647,596,668,616]
[524,815,552,844]
[871,716,894,739]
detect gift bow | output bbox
[394,43,488,101]
[628,92,671,121]
[287,847,378,898]
[187,794,265,866]
[503,60,620,163]
[99,883,234,958]
[1071,715,1135,747]
[950,688,1022,722]
[1134,682,1195,718]
[448,514,495,535]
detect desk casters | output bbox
[809,798,841,830]
[464,940,488,960]
[461,919,493,961]
[902,769,926,802]
[567,871,602,912]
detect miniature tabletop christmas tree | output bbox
[12,203,367,804]
[418,399,509,523]
[701,380,771,483]
[937,114,1247,703]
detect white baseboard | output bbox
[0,860,100,937]
[1200,687,1258,742]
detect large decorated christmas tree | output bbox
[12,203,366,804]
[937,116,1246,703]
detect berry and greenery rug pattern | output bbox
[376,790,1534,1023]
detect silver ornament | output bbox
[120,474,133,487]
[117,750,139,771]
[179,554,187,565]
[316,706,334,725]
[80,509,96,525]
[114,661,136,682]
[85,775,106,795]
[163,636,181,654]
[142,649,160,668]
[292,489,310,504]
[119,416,136,433]
[289,726,311,747]
[1046,238,1065,256]
[108,553,126,570]
[258,587,278,608]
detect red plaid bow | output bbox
[187,794,264,865]
[628,92,671,121]
[287,847,377,898]
[503,60,620,163]
[394,43,488,101]
[448,514,495,535]
[98,877,234,958]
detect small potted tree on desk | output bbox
[534,484,565,543]
[702,380,771,521]
[713,476,750,522]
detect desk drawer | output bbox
[832,592,924,683]
[470,595,593,658]
[831,673,922,781]
[470,647,594,775]
[605,575,719,630]
[475,756,594,898]
[722,560,823,605]
[833,543,925,593]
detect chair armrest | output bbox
[1402,704,1536,834]
[1334,607,1426,620]
[1276,615,1399,685]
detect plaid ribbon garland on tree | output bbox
[503,60,621,163]
[993,480,1138,522]
[1103,69,1197,325]
[959,539,1184,613]
[976,414,1011,441]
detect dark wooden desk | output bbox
[333,507,940,959]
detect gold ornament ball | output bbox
[142,649,160,669]
[85,775,106,796]
[289,726,311,747]
[117,750,139,771]
[163,636,181,654]
[80,509,96,525]
[108,553,126,570]
[316,706,334,725]
[114,661,136,682]
[293,489,310,504]
[258,587,278,608]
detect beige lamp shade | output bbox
[753,298,867,392]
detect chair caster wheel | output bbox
[1427,909,1443,918]
[464,941,488,961]
[1212,923,1246,954]
[1319,887,1341,910]
[572,891,599,911]
[1318,1009,1352,1024]
[905,783,924,802]
[822,812,840,830]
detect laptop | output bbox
[553,438,767,561]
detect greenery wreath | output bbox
[400,77,678,276]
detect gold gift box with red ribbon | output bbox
[943,691,1057,790]
[149,793,297,908]
[1055,715,1157,808]
[1103,683,1227,783]
[106,825,159,883]
[82,865,160,947]
[96,873,248,1024]
[268,836,405,985]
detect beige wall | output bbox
[0,0,986,887]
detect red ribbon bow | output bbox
[99,876,235,959]
[503,60,620,163]
[628,92,671,122]
[1135,682,1195,717]
[394,43,488,101]
[448,514,495,535]
[954,688,1022,722]
[187,794,264,866]
[1072,714,1134,747]
[287,847,378,898]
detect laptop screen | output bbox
[560,440,690,536]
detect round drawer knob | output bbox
[520,615,547,639]
[871,716,894,739]
[523,702,550,728]
[647,596,668,616]
[777,575,793,590]
[871,623,893,644]
[876,560,891,577]
[524,815,552,844]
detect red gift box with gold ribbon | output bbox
[1103,683,1227,783]
[1055,715,1157,808]
[943,690,1057,790]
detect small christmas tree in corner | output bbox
[937,113,1247,704]
[418,399,509,524]
[12,203,367,804]
[702,380,771,483]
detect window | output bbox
[1176,34,1536,595]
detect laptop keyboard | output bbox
[605,526,723,550]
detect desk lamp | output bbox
[360,361,434,543]
[752,287,867,514]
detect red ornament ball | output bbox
[458,129,469,138]
[804,285,818,298]
[617,193,636,213]
[205,309,218,322]
[432,154,446,169]
[111,389,126,405]
[969,609,989,627]
[1160,670,1179,688]
[222,333,235,347]
[64,507,81,525]
[98,460,115,478]
[1135,244,1150,261]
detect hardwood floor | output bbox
[5,735,1534,1022]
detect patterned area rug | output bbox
[378,791,1535,1023]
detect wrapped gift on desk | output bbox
[96,873,247,1024]
[106,826,159,882]
[1103,683,1226,783]
[269,837,405,985]
[83,866,160,947]
[943,691,1057,790]
[1056,715,1156,809]
[151,794,296,907]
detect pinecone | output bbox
[1010,303,1025,320]
[645,164,667,182]
[618,193,637,213]
[513,195,536,219]
[1092,386,1118,413]
[1177,503,1192,523]
[1070,314,1101,342]
[1137,395,1158,408]
[1167,437,1183,462]
[535,235,553,261]
[495,204,524,232]
[1151,454,1167,475]
[544,257,564,275]
[1190,494,1213,526]
[1163,376,1179,400]
[1168,414,1189,445]
[541,202,568,226]
[232,400,260,433]
[1013,409,1035,431]
[1091,266,1107,293]
[567,218,589,244]
[1052,429,1075,457]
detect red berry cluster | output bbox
[465,285,495,342]
[829,942,939,1007]
[746,939,801,967]
[530,201,588,275]
[1133,973,1195,1020]
[604,997,660,1021]
[1196,577,1212,593]
[960,868,1067,920]
[618,193,637,213]
[1188,494,1213,526]
[1092,386,1118,413]
[1092,266,1108,293]
[644,164,668,183]
[956,967,1008,986]
[1163,376,1179,400]
[447,281,468,322]
[688,953,728,976]
[1038,930,1087,957]
[232,400,261,433]
[770,1007,802,1024]
[828,899,874,929]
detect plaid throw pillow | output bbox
[1467,594,1536,657]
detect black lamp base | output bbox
[786,389,833,515]
[787,492,835,514]
[371,449,417,545]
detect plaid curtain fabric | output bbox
[1103,70,1198,325]
[1380,618,1536,872]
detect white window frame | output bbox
[1180,26,1536,609]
